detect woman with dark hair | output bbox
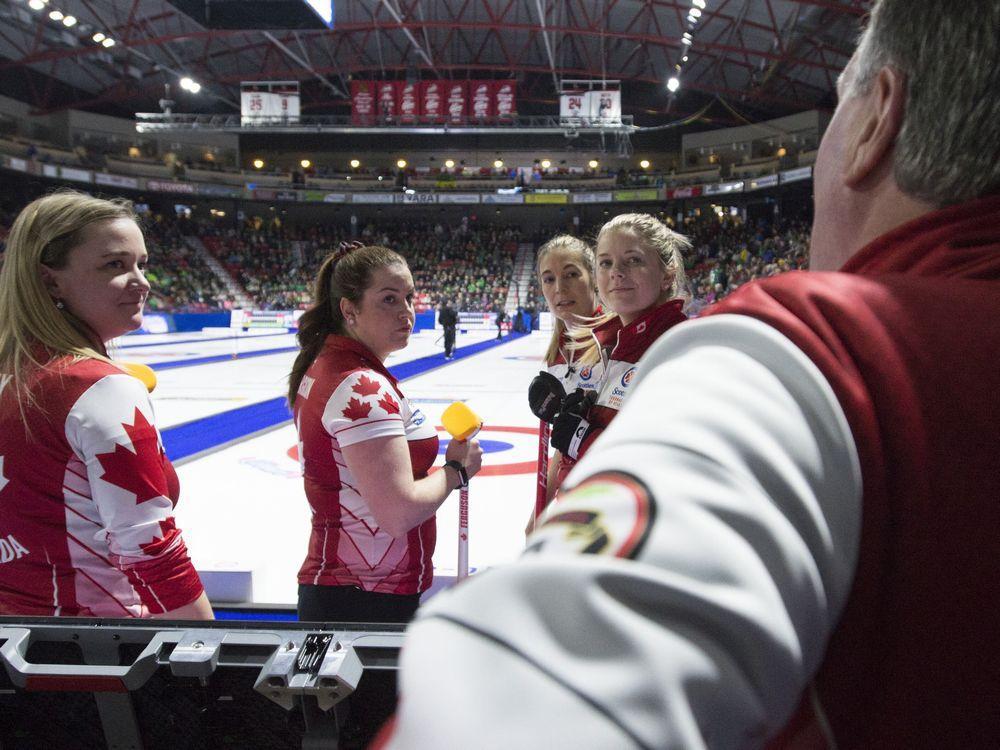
[288,243,482,625]
[0,190,211,619]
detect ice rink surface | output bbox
[118,326,547,608]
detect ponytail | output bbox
[287,244,406,408]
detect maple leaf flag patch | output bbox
[378,393,400,415]
[342,397,373,421]
[352,374,382,398]
[96,408,169,504]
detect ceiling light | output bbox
[350,158,361,168]
[27,0,45,8]
[588,159,599,169]
[541,159,551,169]
[396,159,407,168]
[683,32,692,39]
[101,37,115,47]
[693,0,707,8]
[180,76,193,90]
[189,81,201,93]
[681,37,693,46]
[690,7,702,17]
[667,77,681,93]
[493,159,504,169]
[444,159,455,168]
[682,55,689,62]
[640,159,651,169]
[92,31,105,42]
[62,14,76,26]
[252,158,265,169]
[300,159,311,169]
[48,9,63,20]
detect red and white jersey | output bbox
[0,357,204,617]
[555,300,686,488]
[547,334,604,393]
[294,335,439,595]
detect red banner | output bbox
[492,80,517,119]
[420,81,444,122]
[351,80,375,125]
[377,81,400,122]
[666,186,703,199]
[399,82,419,124]
[470,80,492,119]
[445,81,467,124]
[352,80,516,125]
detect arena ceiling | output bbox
[0,0,869,125]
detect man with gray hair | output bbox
[379,1,1000,747]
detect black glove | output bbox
[550,388,597,460]
[528,371,566,423]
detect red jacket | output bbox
[708,194,1000,748]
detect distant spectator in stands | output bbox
[0,190,212,619]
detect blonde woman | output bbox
[549,214,690,489]
[0,191,211,619]
[529,236,615,525]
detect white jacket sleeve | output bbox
[388,315,862,750]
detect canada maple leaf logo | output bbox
[138,518,178,556]
[342,397,373,421]
[378,393,400,415]
[96,408,169,505]
[352,374,382,398]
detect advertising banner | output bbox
[95,173,139,189]
[703,180,745,195]
[421,81,445,122]
[398,192,438,204]
[59,167,92,183]
[350,193,395,204]
[747,174,779,190]
[437,193,481,204]
[147,179,197,194]
[573,191,614,204]
[779,166,812,183]
[666,185,703,199]
[525,193,569,205]
[470,81,493,120]
[492,80,516,119]
[614,188,660,202]
[351,80,376,125]
[7,157,27,172]
[197,183,241,197]
[482,193,524,204]
[445,81,467,124]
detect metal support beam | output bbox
[262,32,347,98]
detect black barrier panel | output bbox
[0,618,405,750]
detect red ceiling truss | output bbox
[0,0,870,119]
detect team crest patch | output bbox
[621,367,636,387]
[579,366,593,381]
[526,472,654,559]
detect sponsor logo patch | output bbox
[526,472,654,559]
